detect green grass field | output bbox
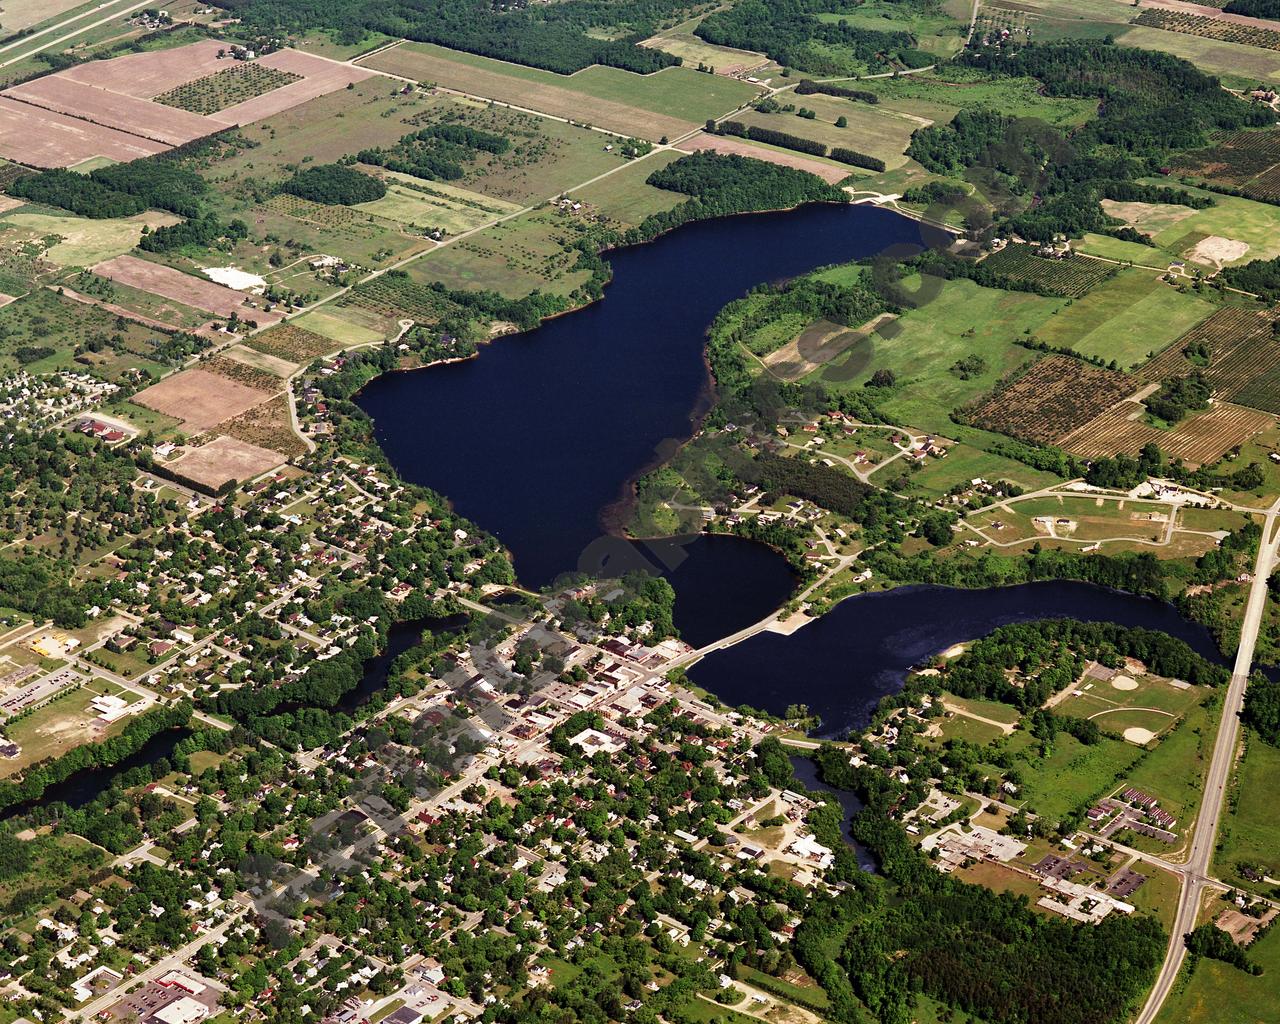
[853,68,1099,128]
[1155,917,1280,1024]
[1215,731,1280,890]
[1117,24,1280,87]
[570,150,685,227]
[820,276,1056,435]
[367,41,761,130]
[1008,729,1148,824]
[1030,269,1216,370]
[291,308,385,346]
[2,210,179,268]
[894,442,1065,497]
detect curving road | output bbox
[1135,498,1280,1024]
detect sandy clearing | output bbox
[62,38,230,99]
[214,50,372,124]
[0,196,24,214]
[1187,234,1250,267]
[1123,726,1157,744]
[0,96,166,167]
[93,255,284,323]
[1111,674,1139,691]
[135,368,274,433]
[203,266,267,292]
[676,133,849,184]
[2,75,214,145]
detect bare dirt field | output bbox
[676,133,849,184]
[215,50,372,123]
[62,38,231,99]
[362,45,691,141]
[0,97,166,167]
[221,344,299,378]
[0,41,378,167]
[3,76,214,146]
[165,435,286,492]
[134,368,274,433]
[92,255,284,323]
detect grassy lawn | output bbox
[853,68,1099,127]
[1215,731,1280,891]
[1075,232,1169,265]
[1029,268,1216,370]
[291,309,385,346]
[896,442,1065,497]
[1155,918,1280,1024]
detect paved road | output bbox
[1136,499,1280,1024]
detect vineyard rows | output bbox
[981,244,1114,298]
[1135,9,1280,52]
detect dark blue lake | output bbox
[690,581,1229,738]
[356,202,924,636]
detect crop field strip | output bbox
[340,274,464,325]
[963,354,1139,445]
[360,43,697,142]
[979,243,1116,298]
[153,63,303,115]
[247,324,340,363]
[1139,305,1280,414]
[1060,401,1274,465]
[1170,129,1280,202]
[259,193,406,233]
[1134,8,1280,52]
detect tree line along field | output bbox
[733,93,923,172]
[154,63,303,115]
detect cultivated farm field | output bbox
[980,244,1115,298]
[154,63,303,115]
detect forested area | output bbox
[908,40,1270,240]
[1242,670,1280,744]
[632,151,846,242]
[139,212,249,254]
[0,553,101,628]
[283,163,386,205]
[357,125,510,183]
[694,0,932,75]
[1223,0,1280,14]
[772,744,1167,1024]
[1221,253,1280,299]
[940,619,1228,709]
[860,544,1172,600]
[11,145,211,219]
[215,0,692,73]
